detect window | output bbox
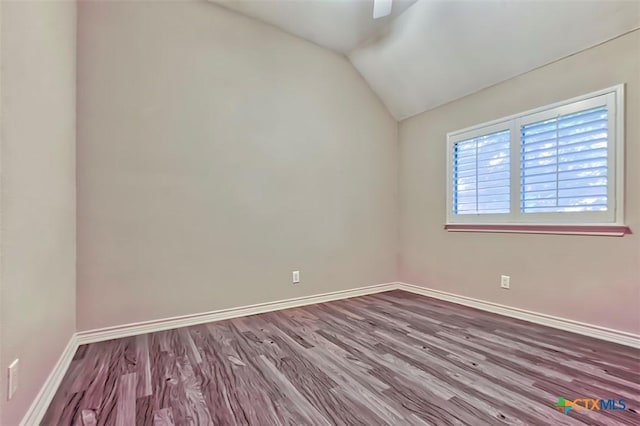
[446,85,624,228]
[453,127,511,215]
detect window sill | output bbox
[444,224,632,237]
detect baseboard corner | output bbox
[24,281,401,424]
[18,280,639,425]
[20,333,79,426]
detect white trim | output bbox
[19,334,78,426]
[22,282,397,425]
[615,83,625,225]
[22,281,640,425]
[398,282,640,349]
[445,228,626,237]
[509,118,519,219]
[446,84,626,226]
[73,281,640,349]
[447,84,625,138]
[75,282,398,345]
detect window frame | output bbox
[445,84,625,227]
[447,121,515,224]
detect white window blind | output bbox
[520,105,608,213]
[453,129,510,214]
[446,85,623,226]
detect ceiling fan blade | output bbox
[373,0,393,19]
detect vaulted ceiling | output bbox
[212,0,418,53]
[212,0,640,120]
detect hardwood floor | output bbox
[43,290,640,425]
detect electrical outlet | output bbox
[500,275,510,289]
[8,359,19,400]
[292,270,300,284]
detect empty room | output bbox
[1,0,639,424]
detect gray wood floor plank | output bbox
[116,373,137,426]
[152,408,174,426]
[136,335,153,398]
[42,290,640,425]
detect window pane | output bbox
[520,105,608,214]
[453,129,510,215]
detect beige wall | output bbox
[0,1,636,422]
[0,1,77,424]
[399,30,640,334]
[76,1,398,330]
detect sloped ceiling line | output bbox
[211,0,640,121]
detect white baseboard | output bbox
[398,282,640,349]
[76,282,399,345]
[20,334,79,426]
[23,282,398,425]
[23,280,639,425]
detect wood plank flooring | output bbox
[42,290,640,425]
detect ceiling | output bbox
[211,0,418,53]
[350,0,640,120]
[211,0,640,120]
